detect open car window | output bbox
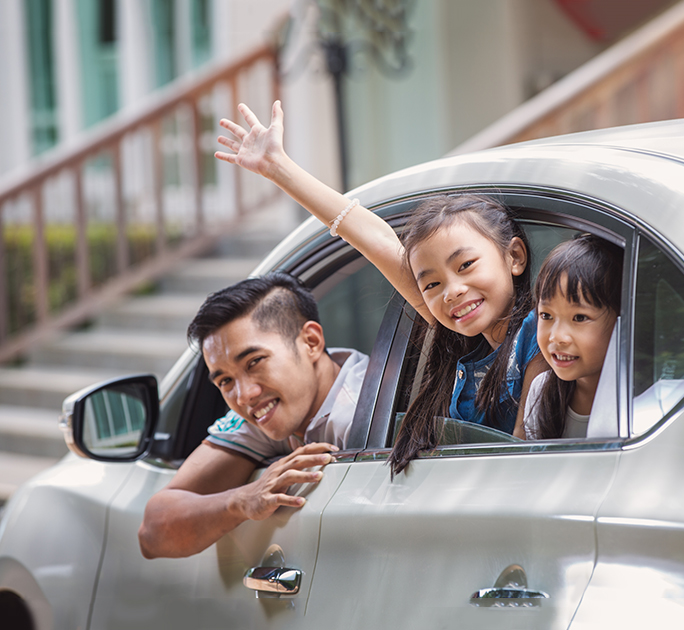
[367,193,632,454]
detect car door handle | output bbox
[243,566,302,594]
[470,564,549,608]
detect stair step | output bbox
[0,451,63,502]
[158,258,262,294]
[0,405,67,458]
[0,366,131,410]
[29,330,188,376]
[97,293,206,332]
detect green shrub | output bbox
[4,223,162,335]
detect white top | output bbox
[205,348,369,463]
[523,371,590,440]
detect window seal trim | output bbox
[355,438,625,462]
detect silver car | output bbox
[2,119,684,629]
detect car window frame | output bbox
[623,228,684,449]
[354,186,637,461]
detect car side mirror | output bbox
[59,374,159,462]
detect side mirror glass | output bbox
[60,375,159,462]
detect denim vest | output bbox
[448,310,539,434]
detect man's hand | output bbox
[215,101,286,180]
[138,441,338,559]
[235,442,338,521]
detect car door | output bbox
[572,231,684,628]
[305,193,633,630]
[85,242,397,630]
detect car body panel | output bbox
[87,459,354,629]
[572,406,684,628]
[307,449,620,630]
[0,455,134,630]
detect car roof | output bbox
[257,119,684,274]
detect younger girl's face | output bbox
[537,279,617,388]
[409,221,527,348]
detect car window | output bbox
[632,235,684,436]
[313,257,395,357]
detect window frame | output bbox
[623,228,684,448]
[354,186,637,461]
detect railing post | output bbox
[0,203,7,342]
[32,187,49,322]
[74,165,91,298]
[231,78,243,217]
[152,122,166,253]
[112,143,128,273]
[191,100,204,231]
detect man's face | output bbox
[203,314,323,441]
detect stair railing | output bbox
[453,0,684,154]
[0,44,280,363]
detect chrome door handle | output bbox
[470,564,549,608]
[243,566,302,594]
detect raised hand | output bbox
[215,101,286,179]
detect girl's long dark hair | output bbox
[530,234,622,439]
[389,194,532,475]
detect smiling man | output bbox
[138,273,368,559]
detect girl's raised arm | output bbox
[215,101,430,321]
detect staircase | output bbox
[0,218,290,503]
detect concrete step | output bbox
[0,405,67,458]
[97,293,206,332]
[158,258,262,294]
[0,451,63,502]
[29,329,188,376]
[0,366,131,410]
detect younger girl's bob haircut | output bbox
[532,233,623,439]
[389,193,532,475]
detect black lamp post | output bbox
[315,0,414,192]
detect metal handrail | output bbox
[0,44,280,363]
[452,0,684,154]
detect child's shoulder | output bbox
[512,310,539,365]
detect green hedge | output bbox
[4,223,164,334]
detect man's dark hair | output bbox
[187,272,321,349]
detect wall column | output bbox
[0,0,31,175]
[55,0,83,142]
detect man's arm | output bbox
[138,441,337,559]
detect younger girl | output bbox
[216,101,546,474]
[524,234,622,440]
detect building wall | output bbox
[343,0,603,189]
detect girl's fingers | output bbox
[214,151,236,163]
[238,103,261,129]
[217,136,240,152]
[271,100,283,126]
[219,119,247,139]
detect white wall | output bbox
[0,0,31,176]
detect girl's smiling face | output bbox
[409,221,527,348]
[537,277,618,390]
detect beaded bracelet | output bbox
[330,198,360,237]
